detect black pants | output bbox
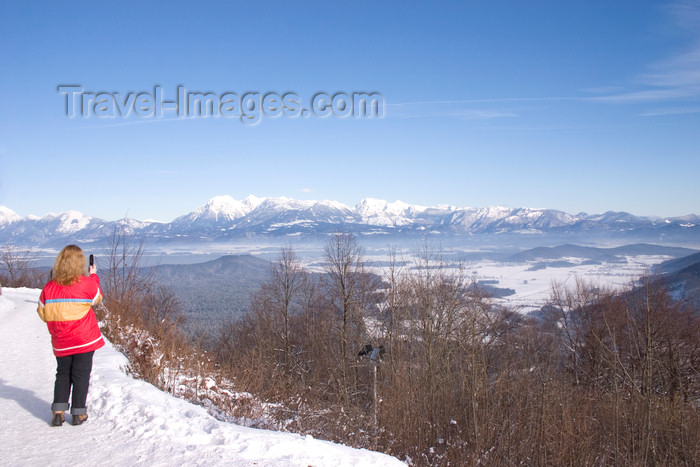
[52,351,94,415]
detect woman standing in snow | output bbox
[37,245,105,426]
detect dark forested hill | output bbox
[508,243,696,263]
[653,251,700,275]
[654,253,700,310]
[151,254,271,337]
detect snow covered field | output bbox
[468,255,672,312]
[354,252,675,314]
[0,288,405,467]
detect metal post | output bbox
[370,347,379,427]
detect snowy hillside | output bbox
[0,288,404,467]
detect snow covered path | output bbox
[0,288,405,466]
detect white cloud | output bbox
[639,106,700,116]
[597,1,700,104]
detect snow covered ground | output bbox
[468,255,672,312]
[354,252,674,314]
[0,288,405,467]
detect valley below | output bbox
[139,240,699,337]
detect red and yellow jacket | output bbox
[37,274,105,357]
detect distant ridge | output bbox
[509,244,697,263]
[653,251,700,275]
[1,195,698,247]
[648,252,700,310]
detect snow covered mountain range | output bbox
[1,195,698,247]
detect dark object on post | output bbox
[357,344,385,360]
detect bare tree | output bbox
[97,226,189,392]
[0,244,43,287]
[323,232,368,404]
[263,245,308,371]
[380,246,406,372]
[99,226,157,326]
[548,277,605,386]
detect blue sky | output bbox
[1,0,699,221]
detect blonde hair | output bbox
[52,245,86,286]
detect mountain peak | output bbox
[190,196,251,222]
[208,195,237,205]
[0,206,20,225]
[243,194,265,209]
[355,198,430,226]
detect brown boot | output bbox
[72,414,88,426]
[51,411,65,427]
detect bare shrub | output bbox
[95,227,187,392]
[0,244,45,288]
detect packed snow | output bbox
[0,287,405,467]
